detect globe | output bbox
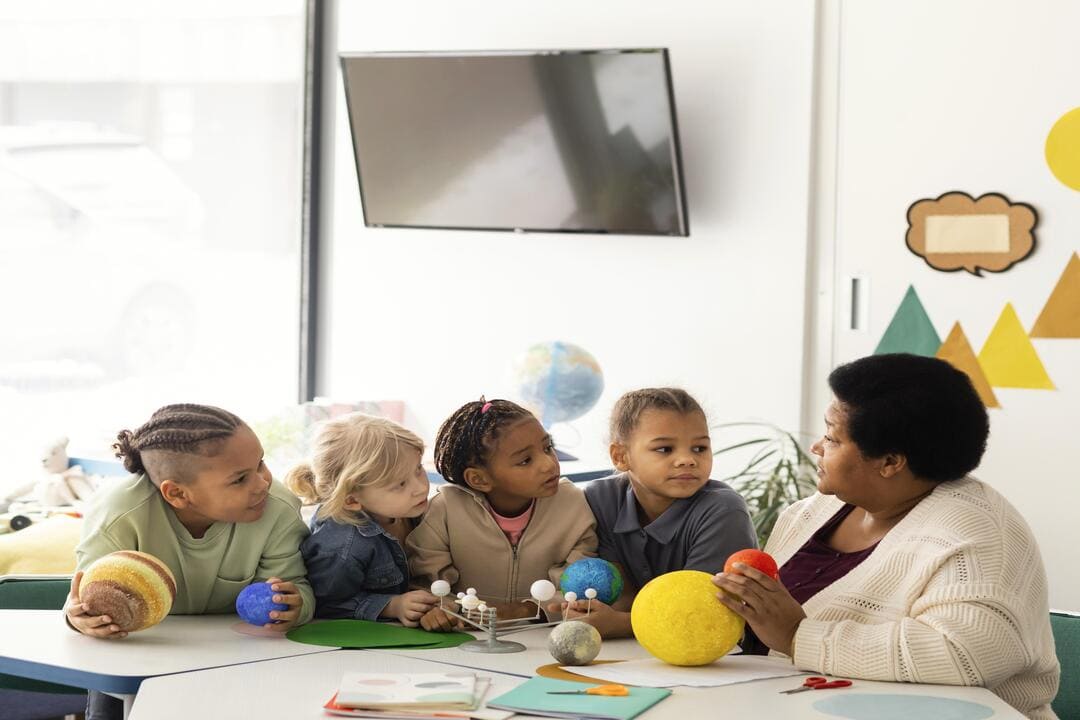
[513,341,604,426]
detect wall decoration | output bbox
[1046,107,1080,191]
[1030,252,1080,338]
[936,322,1000,408]
[977,304,1054,389]
[906,192,1037,276]
[874,285,941,356]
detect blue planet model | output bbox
[235,582,288,626]
[559,557,623,605]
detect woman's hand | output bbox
[384,590,439,627]
[712,563,806,656]
[263,577,304,632]
[63,571,128,639]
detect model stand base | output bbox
[460,638,527,653]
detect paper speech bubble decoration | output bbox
[906,192,1037,276]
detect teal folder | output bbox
[486,677,671,720]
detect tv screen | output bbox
[340,49,689,236]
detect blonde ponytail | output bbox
[284,462,320,505]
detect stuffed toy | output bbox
[36,436,97,507]
[0,437,98,514]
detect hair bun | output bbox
[113,429,145,474]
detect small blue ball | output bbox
[560,558,623,604]
[236,582,288,626]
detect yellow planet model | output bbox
[631,570,744,666]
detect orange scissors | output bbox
[779,676,853,694]
[548,684,630,697]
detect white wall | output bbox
[321,1,817,461]
[823,0,1080,609]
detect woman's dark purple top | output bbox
[778,503,879,605]
[742,503,879,655]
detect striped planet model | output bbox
[80,550,177,632]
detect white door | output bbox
[818,0,1080,610]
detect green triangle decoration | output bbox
[875,285,942,356]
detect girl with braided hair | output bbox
[67,404,315,719]
[407,398,597,631]
[66,403,313,634]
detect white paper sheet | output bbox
[561,655,806,688]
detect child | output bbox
[65,404,313,720]
[286,414,438,626]
[407,398,597,631]
[564,388,756,638]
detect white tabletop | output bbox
[372,626,1023,718]
[374,625,654,676]
[128,643,1025,720]
[0,609,336,693]
[129,651,527,720]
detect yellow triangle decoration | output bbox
[937,322,1000,408]
[1030,252,1080,338]
[978,304,1055,389]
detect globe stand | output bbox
[430,581,595,655]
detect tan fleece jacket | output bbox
[406,479,597,603]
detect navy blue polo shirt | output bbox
[584,472,757,592]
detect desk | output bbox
[129,642,1025,719]
[129,650,526,719]
[372,627,1023,718]
[1,612,1027,720]
[0,610,335,696]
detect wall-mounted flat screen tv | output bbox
[340,49,689,236]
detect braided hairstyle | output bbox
[433,398,534,486]
[113,404,245,484]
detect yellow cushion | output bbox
[0,515,81,574]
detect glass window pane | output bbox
[0,1,305,467]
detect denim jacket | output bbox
[301,509,410,621]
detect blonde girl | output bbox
[286,413,437,626]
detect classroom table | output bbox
[128,650,527,719]
[0,609,337,714]
[128,641,1026,719]
[372,625,1025,718]
[0,611,1028,719]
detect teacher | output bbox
[714,354,1060,719]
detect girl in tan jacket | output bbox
[406,398,597,631]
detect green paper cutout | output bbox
[875,286,941,356]
[286,619,474,649]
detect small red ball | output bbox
[724,549,779,580]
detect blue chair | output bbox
[1051,610,1080,719]
[0,575,87,719]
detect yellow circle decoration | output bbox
[630,570,744,666]
[1046,107,1080,191]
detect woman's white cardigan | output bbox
[765,476,1060,719]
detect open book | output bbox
[335,672,477,710]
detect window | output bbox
[0,1,307,464]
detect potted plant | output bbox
[712,422,819,546]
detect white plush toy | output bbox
[0,438,98,513]
[36,437,97,507]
